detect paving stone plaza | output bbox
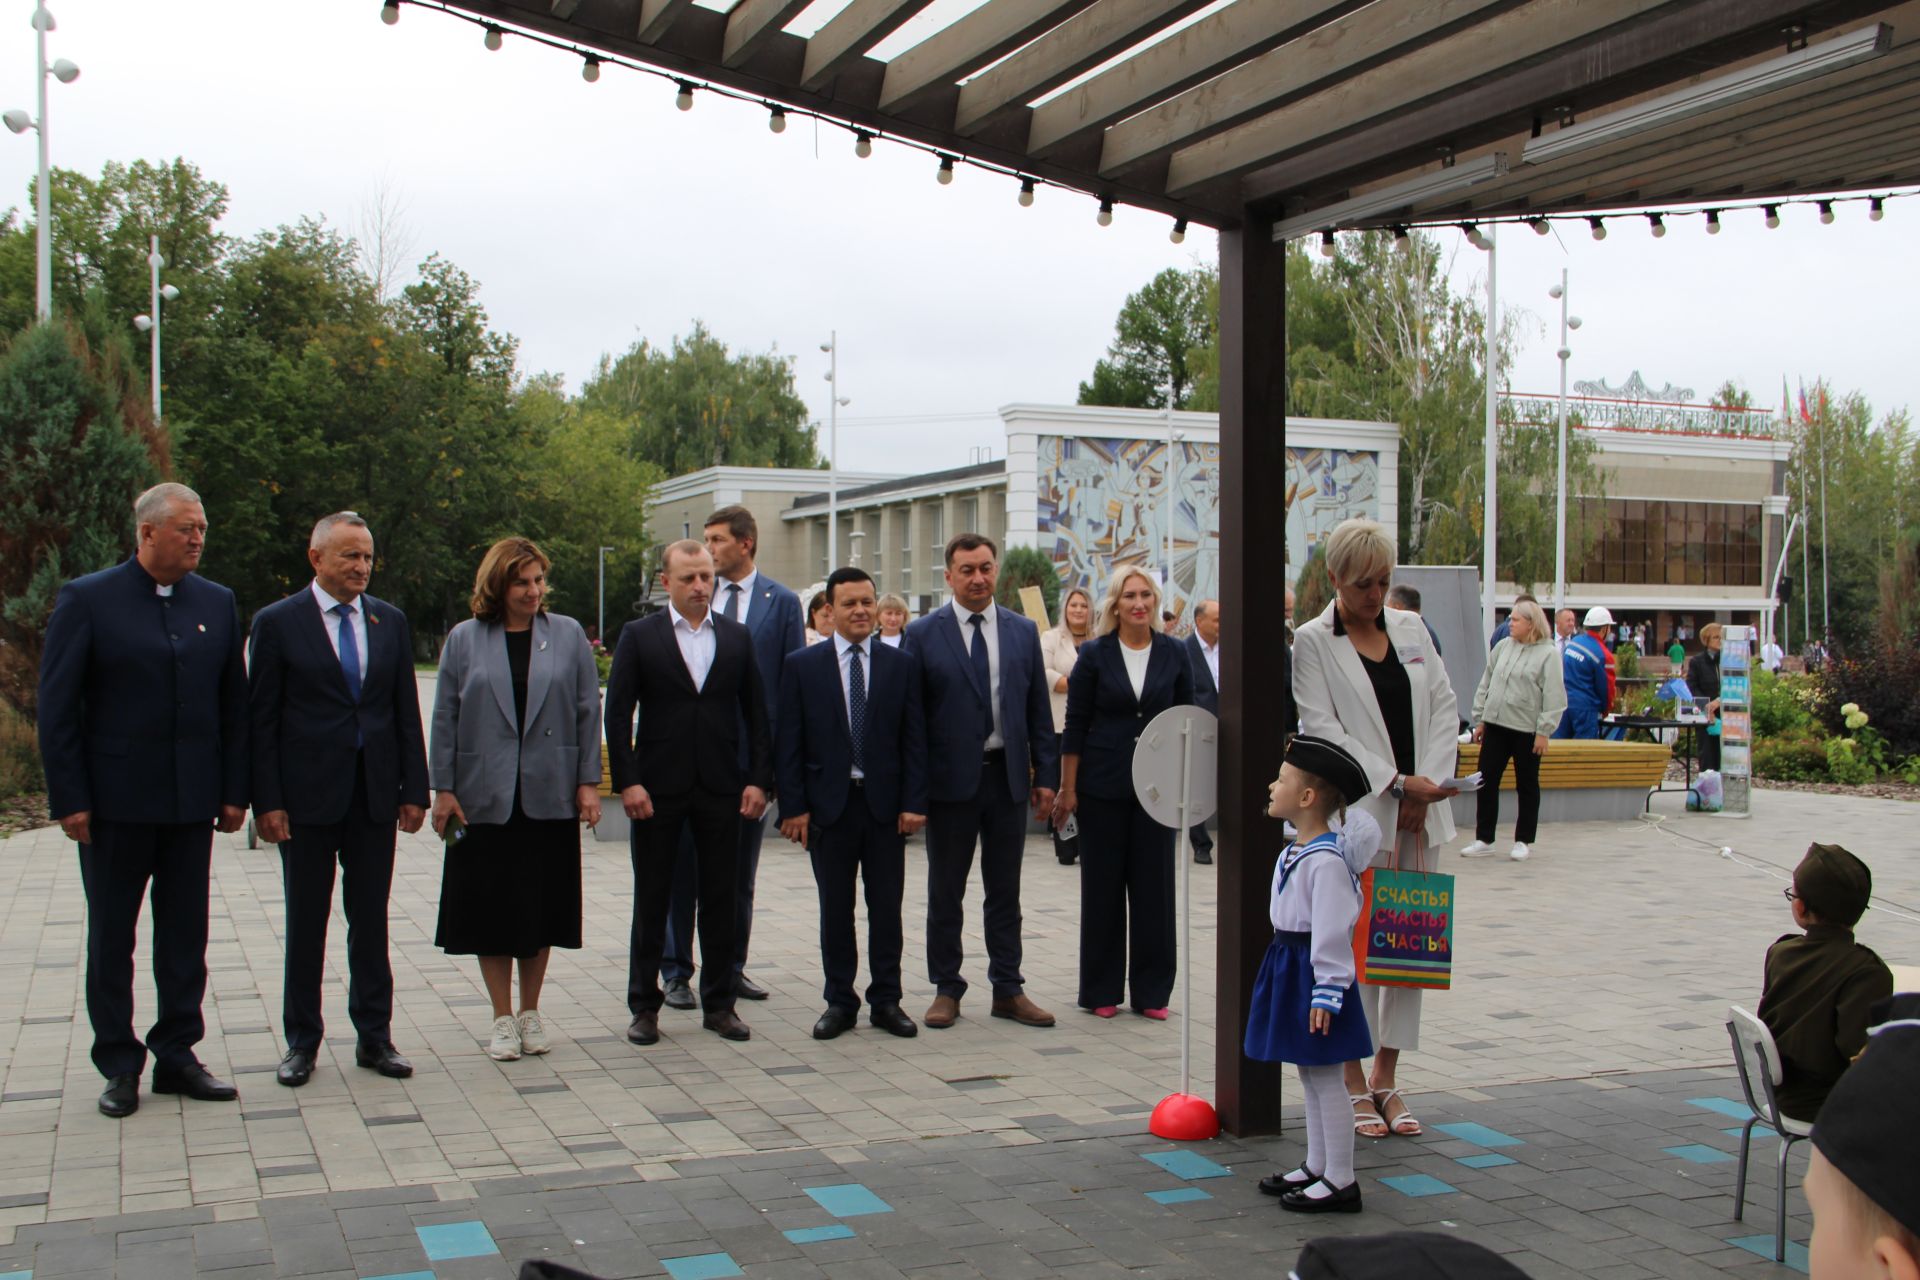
[1,771,1913,1278]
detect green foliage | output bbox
[0,321,165,717]
[0,701,41,796]
[578,322,818,476]
[1749,669,1819,738]
[1753,735,1830,782]
[1292,550,1331,626]
[995,545,1063,622]
[1077,266,1216,409]
[1615,642,1641,679]
[1824,736,1875,785]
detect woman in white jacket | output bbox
[1291,518,1460,1139]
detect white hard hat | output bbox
[1583,606,1615,627]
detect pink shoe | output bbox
[1140,1007,1170,1021]
[1091,1006,1119,1019]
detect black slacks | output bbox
[660,809,770,984]
[1474,722,1542,845]
[924,758,1028,1001]
[279,763,398,1052]
[809,793,906,1011]
[627,787,739,1016]
[78,818,214,1078]
[1075,792,1176,1011]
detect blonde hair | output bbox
[876,593,909,616]
[1509,598,1550,645]
[1700,621,1724,645]
[1053,586,1094,641]
[1094,564,1162,637]
[1323,518,1396,584]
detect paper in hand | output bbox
[1440,771,1484,792]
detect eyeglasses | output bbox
[1782,888,1799,902]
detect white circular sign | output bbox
[1129,706,1220,829]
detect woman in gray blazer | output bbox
[430,538,602,1063]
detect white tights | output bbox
[1297,1062,1355,1190]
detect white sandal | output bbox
[1351,1092,1389,1137]
[1373,1087,1423,1136]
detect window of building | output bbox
[1574,498,1762,587]
[866,512,884,581]
[960,495,980,533]
[927,503,945,561]
[896,507,913,590]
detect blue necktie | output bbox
[334,603,362,747]
[968,612,992,739]
[723,582,742,621]
[848,644,866,774]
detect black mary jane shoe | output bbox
[99,1073,139,1118]
[276,1048,317,1088]
[812,1006,858,1040]
[868,1003,919,1038]
[1279,1177,1363,1214]
[356,1042,414,1078]
[1258,1165,1316,1197]
[152,1062,239,1102]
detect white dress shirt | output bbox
[953,601,1004,749]
[718,569,757,628]
[1199,638,1221,693]
[155,582,174,598]
[311,580,369,680]
[667,602,717,691]
[832,631,869,779]
[879,633,903,648]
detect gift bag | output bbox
[1351,833,1455,990]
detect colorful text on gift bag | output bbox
[1352,866,1455,989]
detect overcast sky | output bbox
[5,1,1913,477]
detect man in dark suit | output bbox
[606,541,771,1046]
[1184,598,1221,865]
[903,533,1059,1031]
[38,482,248,1118]
[777,568,928,1040]
[659,506,805,1010]
[247,512,429,1088]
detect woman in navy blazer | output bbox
[1053,565,1192,1018]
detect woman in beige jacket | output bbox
[1462,597,1567,862]
[1040,587,1093,864]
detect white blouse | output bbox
[1120,639,1151,698]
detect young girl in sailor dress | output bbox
[1244,734,1378,1214]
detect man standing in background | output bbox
[1184,598,1220,866]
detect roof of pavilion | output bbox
[419,0,1920,235]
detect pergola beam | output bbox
[802,0,942,92]
[722,0,813,67]
[880,0,1101,114]
[637,0,697,44]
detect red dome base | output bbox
[1148,1092,1220,1141]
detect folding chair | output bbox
[1726,1005,1814,1262]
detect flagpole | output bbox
[1817,385,1831,643]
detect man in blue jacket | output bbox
[904,534,1059,1031]
[38,483,249,1118]
[777,568,927,1039]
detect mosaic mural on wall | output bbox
[1034,435,1381,628]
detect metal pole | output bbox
[1177,716,1192,1098]
[827,331,839,574]
[1817,395,1831,642]
[597,545,613,644]
[1164,373,1177,593]
[34,1,52,320]
[1553,268,1570,614]
[1482,227,1499,636]
[1799,415,1810,649]
[148,235,162,421]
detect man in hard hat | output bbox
[1554,606,1616,740]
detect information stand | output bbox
[1719,624,1753,818]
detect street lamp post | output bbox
[820,333,850,573]
[597,545,615,645]
[132,235,180,421]
[5,2,81,322]
[1480,225,1499,637]
[1547,271,1583,614]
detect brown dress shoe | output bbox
[990,994,1057,1027]
[924,994,960,1028]
[703,1010,751,1042]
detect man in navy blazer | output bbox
[902,533,1059,1030]
[247,513,429,1088]
[659,506,805,1009]
[777,568,928,1040]
[37,483,248,1119]
[1184,598,1221,865]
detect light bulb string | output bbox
[390,0,1189,234]
[1371,189,1917,241]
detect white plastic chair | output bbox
[1726,1005,1814,1262]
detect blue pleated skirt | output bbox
[1244,931,1372,1066]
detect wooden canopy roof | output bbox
[424,0,1920,232]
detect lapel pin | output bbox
[369,612,380,625]
[197,623,206,632]
[539,639,549,651]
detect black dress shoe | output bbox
[1194,848,1214,865]
[99,1073,139,1118]
[735,974,769,1001]
[355,1042,413,1078]
[1279,1178,1363,1214]
[812,1006,857,1040]
[626,1013,659,1045]
[663,977,697,1010]
[152,1062,239,1102]
[1057,854,1077,865]
[1258,1165,1315,1196]
[869,1003,919,1038]
[703,1010,752,1042]
[276,1049,317,1088]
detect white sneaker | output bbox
[517,1009,550,1055]
[1458,840,1495,858]
[1509,843,1531,861]
[488,1014,522,1061]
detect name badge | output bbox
[1397,645,1424,665]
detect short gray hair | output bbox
[1192,598,1218,624]
[134,482,201,530]
[310,510,371,550]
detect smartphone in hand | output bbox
[443,815,468,847]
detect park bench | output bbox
[1448,738,1673,826]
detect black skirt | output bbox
[434,793,582,957]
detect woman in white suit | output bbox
[1292,518,1460,1140]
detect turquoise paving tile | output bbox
[1727,1234,1810,1273]
[1146,1187,1212,1205]
[1141,1150,1233,1180]
[784,1225,857,1244]
[0,1271,30,1280]
[1665,1144,1736,1164]
[365,1274,435,1280]
[1688,1096,1757,1121]
[1432,1122,1523,1148]
[416,1221,499,1261]
[1456,1153,1517,1169]
[1725,1124,1779,1140]
[662,1254,744,1280]
[1381,1174,1458,1198]
[804,1183,894,1217]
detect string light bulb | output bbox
[936,154,955,185]
[1097,197,1114,227]
[767,105,786,133]
[675,81,694,111]
[1017,178,1036,208]
[1170,218,1187,245]
[1647,213,1665,238]
[380,0,400,24]
[1705,209,1721,235]
[1528,217,1550,236]
[1319,230,1336,258]
[483,24,503,50]
[1871,196,1885,221]
[1818,199,1835,224]
[1588,216,1607,241]
[1764,204,1780,229]
[854,130,873,158]
[1393,226,1411,253]
[581,55,600,82]
[1460,222,1487,251]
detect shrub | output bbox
[1615,643,1642,679]
[1750,669,1819,738]
[994,545,1062,624]
[1825,737,1876,786]
[1818,642,1920,758]
[0,702,42,797]
[1753,735,1830,782]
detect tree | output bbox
[580,322,818,476]
[995,545,1062,623]
[1077,265,1216,409]
[0,322,165,717]
[1292,549,1332,625]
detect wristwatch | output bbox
[1388,773,1406,800]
